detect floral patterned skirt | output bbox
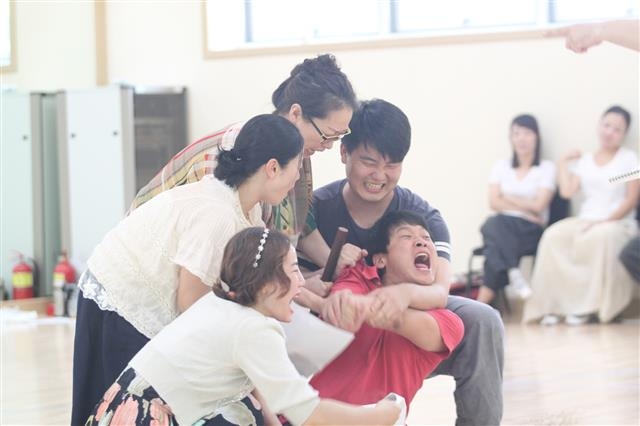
[85,367,264,426]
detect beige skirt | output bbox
[523,217,638,323]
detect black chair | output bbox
[466,191,570,314]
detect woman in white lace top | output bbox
[72,114,305,425]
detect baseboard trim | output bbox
[1,297,52,316]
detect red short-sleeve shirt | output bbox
[309,262,464,407]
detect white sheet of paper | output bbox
[281,302,354,377]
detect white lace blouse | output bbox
[85,175,263,338]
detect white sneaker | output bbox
[507,268,532,300]
[540,314,560,326]
[509,281,533,299]
[565,314,590,326]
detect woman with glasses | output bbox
[130,54,357,278]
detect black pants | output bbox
[620,235,640,283]
[480,214,543,291]
[71,292,149,425]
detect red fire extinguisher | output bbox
[12,254,34,299]
[53,251,76,316]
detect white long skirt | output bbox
[523,217,637,323]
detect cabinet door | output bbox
[58,87,135,268]
[1,93,35,295]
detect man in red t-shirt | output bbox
[309,210,464,410]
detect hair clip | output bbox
[220,280,230,293]
[252,228,270,268]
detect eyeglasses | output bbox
[308,118,351,143]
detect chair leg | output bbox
[466,257,474,298]
[500,288,511,315]
[467,246,485,298]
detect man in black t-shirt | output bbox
[299,99,504,426]
[313,181,451,262]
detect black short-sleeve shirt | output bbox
[312,180,451,262]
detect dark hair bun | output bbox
[292,54,338,77]
[214,148,244,181]
[272,54,357,117]
[213,114,303,188]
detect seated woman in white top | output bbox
[524,105,640,325]
[478,114,556,305]
[72,114,306,424]
[85,227,401,426]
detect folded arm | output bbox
[366,304,446,352]
[373,256,451,311]
[489,185,552,224]
[502,187,554,215]
[317,257,451,333]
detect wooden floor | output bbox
[1,314,638,425]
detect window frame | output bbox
[1,0,16,72]
[201,0,636,59]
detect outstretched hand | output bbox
[545,24,603,53]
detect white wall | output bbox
[4,1,638,272]
[1,2,96,91]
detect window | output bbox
[552,0,637,22]
[205,0,388,51]
[393,0,542,34]
[1,0,15,71]
[204,0,638,56]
